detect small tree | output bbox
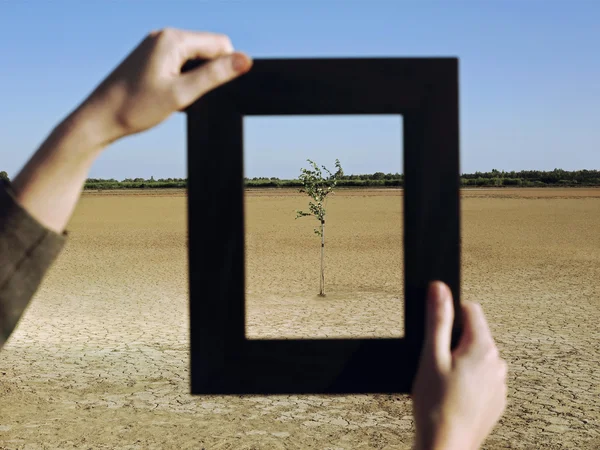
[0,171,9,182]
[296,158,344,297]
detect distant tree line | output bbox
[459,169,600,187]
[83,176,188,190]
[246,169,600,188]
[1,169,599,190]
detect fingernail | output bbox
[428,281,448,306]
[232,53,251,73]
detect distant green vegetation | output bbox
[74,169,600,189]
[83,177,188,190]
[459,169,600,187]
[2,169,599,190]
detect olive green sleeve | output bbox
[0,179,67,350]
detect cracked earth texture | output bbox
[0,188,598,449]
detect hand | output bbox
[74,28,252,147]
[412,282,507,450]
[10,28,252,235]
[1,29,252,349]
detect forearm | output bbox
[0,179,67,350]
[0,28,250,351]
[0,107,107,350]
[11,105,107,234]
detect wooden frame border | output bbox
[184,58,461,394]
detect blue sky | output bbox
[1,0,598,180]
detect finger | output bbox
[422,281,454,371]
[174,52,253,109]
[177,30,235,59]
[455,301,495,354]
[150,28,235,60]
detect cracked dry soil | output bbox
[0,188,599,449]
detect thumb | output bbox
[422,281,454,371]
[175,52,253,109]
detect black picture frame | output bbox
[183,58,461,395]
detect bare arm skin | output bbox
[11,28,252,235]
[0,28,252,350]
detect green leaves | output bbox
[295,210,312,219]
[296,158,343,236]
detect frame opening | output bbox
[243,115,405,340]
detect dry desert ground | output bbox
[1,188,599,449]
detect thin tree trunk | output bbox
[320,219,325,296]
